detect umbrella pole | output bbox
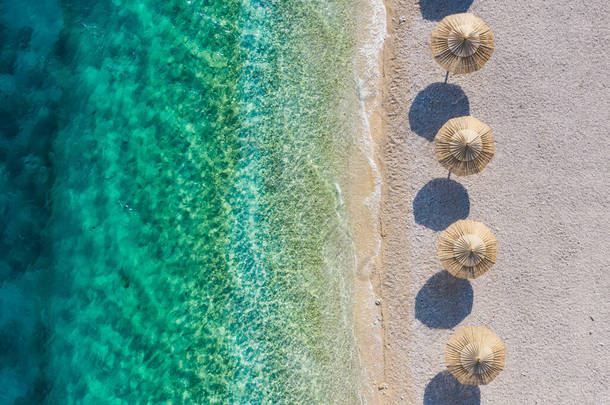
[444,71,449,83]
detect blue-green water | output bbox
[0,0,366,403]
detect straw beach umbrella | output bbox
[438,219,497,279]
[430,13,494,74]
[434,116,494,176]
[445,326,506,385]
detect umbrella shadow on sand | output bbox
[415,270,473,329]
[409,83,469,141]
[419,0,474,21]
[424,371,481,405]
[413,178,469,231]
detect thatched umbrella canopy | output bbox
[438,219,497,279]
[446,326,506,385]
[434,116,494,176]
[430,13,494,74]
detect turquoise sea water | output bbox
[1,0,366,403]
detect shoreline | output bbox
[346,0,390,403]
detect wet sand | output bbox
[375,0,609,403]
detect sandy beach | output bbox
[372,0,610,403]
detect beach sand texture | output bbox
[377,0,609,403]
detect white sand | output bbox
[375,0,610,403]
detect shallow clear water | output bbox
[0,0,363,404]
